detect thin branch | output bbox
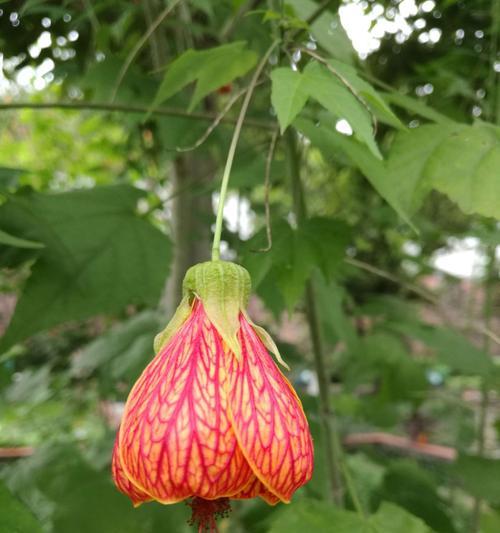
[171,82,265,152]
[0,101,274,129]
[253,126,279,252]
[109,0,184,102]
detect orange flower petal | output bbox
[111,436,151,506]
[226,314,314,503]
[232,476,280,505]
[117,301,253,503]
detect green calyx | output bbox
[154,261,251,359]
[182,261,251,359]
[182,260,251,309]
[154,260,288,368]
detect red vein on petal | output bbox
[116,300,253,504]
[226,313,314,503]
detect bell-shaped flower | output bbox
[112,261,313,528]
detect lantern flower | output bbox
[112,261,314,531]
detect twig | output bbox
[109,0,184,102]
[253,127,279,252]
[0,101,274,130]
[343,432,457,462]
[173,86,248,152]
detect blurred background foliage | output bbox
[0,0,499,532]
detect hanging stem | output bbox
[211,40,280,261]
[285,129,344,506]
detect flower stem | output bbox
[211,40,280,261]
[285,129,344,506]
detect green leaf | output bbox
[374,461,456,533]
[295,118,500,224]
[268,498,434,533]
[268,499,368,533]
[0,185,171,352]
[270,68,309,133]
[0,229,44,249]
[382,92,454,124]
[150,41,257,112]
[383,122,500,219]
[303,61,382,159]
[425,122,500,218]
[371,502,433,533]
[451,454,500,504]
[326,60,403,129]
[2,443,191,533]
[294,118,416,229]
[0,480,43,533]
[244,217,350,312]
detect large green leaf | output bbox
[268,499,368,533]
[380,122,500,219]
[374,461,456,533]
[372,502,433,533]
[150,41,257,112]
[294,118,416,229]
[243,217,350,312]
[0,480,43,533]
[295,119,500,224]
[1,443,191,533]
[268,498,433,533]
[424,122,500,218]
[451,454,500,504]
[0,185,171,352]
